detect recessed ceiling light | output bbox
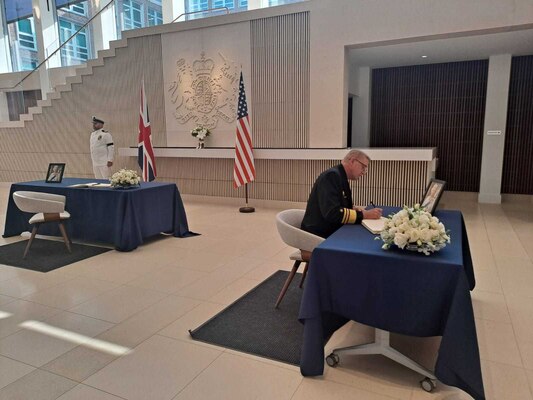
[421,55,428,58]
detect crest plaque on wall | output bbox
[168,52,239,130]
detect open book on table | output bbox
[69,182,112,188]
[362,217,387,234]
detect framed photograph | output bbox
[45,163,65,183]
[420,178,446,214]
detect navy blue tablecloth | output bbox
[298,208,484,400]
[3,178,195,251]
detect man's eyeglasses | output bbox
[354,159,368,171]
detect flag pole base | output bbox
[239,206,255,213]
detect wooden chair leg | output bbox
[275,260,301,309]
[299,262,309,288]
[23,225,39,259]
[58,222,72,253]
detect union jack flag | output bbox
[233,72,255,188]
[138,79,157,182]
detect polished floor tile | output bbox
[0,369,77,400]
[0,355,35,389]
[85,335,222,400]
[173,352,302,400]
[56,384,124,400]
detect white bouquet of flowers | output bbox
[110,169,141,187]
[378,205,450,255]
[191,126,211,140]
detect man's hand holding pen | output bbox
[362,201,382,219]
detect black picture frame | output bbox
[420,178,446,214]
[45,163,65,183]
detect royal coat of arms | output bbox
[168,52,239,129]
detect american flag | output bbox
[137,79,157,182]
[233,72,255,188]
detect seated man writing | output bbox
[301,149,383,241]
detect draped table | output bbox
[3,178,195,251]
[298,208,484,400]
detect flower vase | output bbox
[197,139,205,149]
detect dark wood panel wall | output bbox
[502,55,533,195]
[370,61,488,191]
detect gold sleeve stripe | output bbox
[340,208,347,224]
[346,208,357,224]
[341,208,356,224]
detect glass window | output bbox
[20,56,37,71]
[213,0,234,9]
[59,19,89,64]
[147,7,163,26]
[188,0,209,13]
[186,0,251,19]
[17,18,36,50]
[67,3,87,16]
[123,0,144,30]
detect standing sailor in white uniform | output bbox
[90,116,114,179]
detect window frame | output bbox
[59,18,89,63]
[17,18,37,51]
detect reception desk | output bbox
[118,147,437,206]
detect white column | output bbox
[32,0,61,99]
[162,0,185,23]
[0,1,12,73]
[478,54,512,204]
[93,0,118,53]
[352,66,371,148]
[0,92,10,121]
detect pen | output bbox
[369,201,375,208]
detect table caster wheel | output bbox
[326,353,339,367]
[420,377,436,392]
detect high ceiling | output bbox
[348,28,533,69]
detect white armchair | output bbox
[12,191,72,258]
[275,209,324,308]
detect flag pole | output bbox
[239,183,255,213]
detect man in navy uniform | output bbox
[301,149,382,238]
[90,116,114,179]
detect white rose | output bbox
[393,232,409,248]
[408,229,420,243]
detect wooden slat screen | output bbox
[128,157,428,205]
[370,60,488,191]
[502,55,533,195]
[250,12,309,148]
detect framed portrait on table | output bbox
[45,163,65,183]
[421,178,446,214]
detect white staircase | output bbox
[0,38,128,129]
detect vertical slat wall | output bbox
[250,12,309,148]
[502,55,533,195]
[128,156,427,205]
[371,61,488,192]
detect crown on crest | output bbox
[193,52,215,76]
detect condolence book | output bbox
[362,217,387,234]
[69,182,112,188]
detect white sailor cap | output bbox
[92,116,104,124]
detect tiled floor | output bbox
[0,184,532,399]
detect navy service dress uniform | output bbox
[90,117,114,179]
[301,164,363,238]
